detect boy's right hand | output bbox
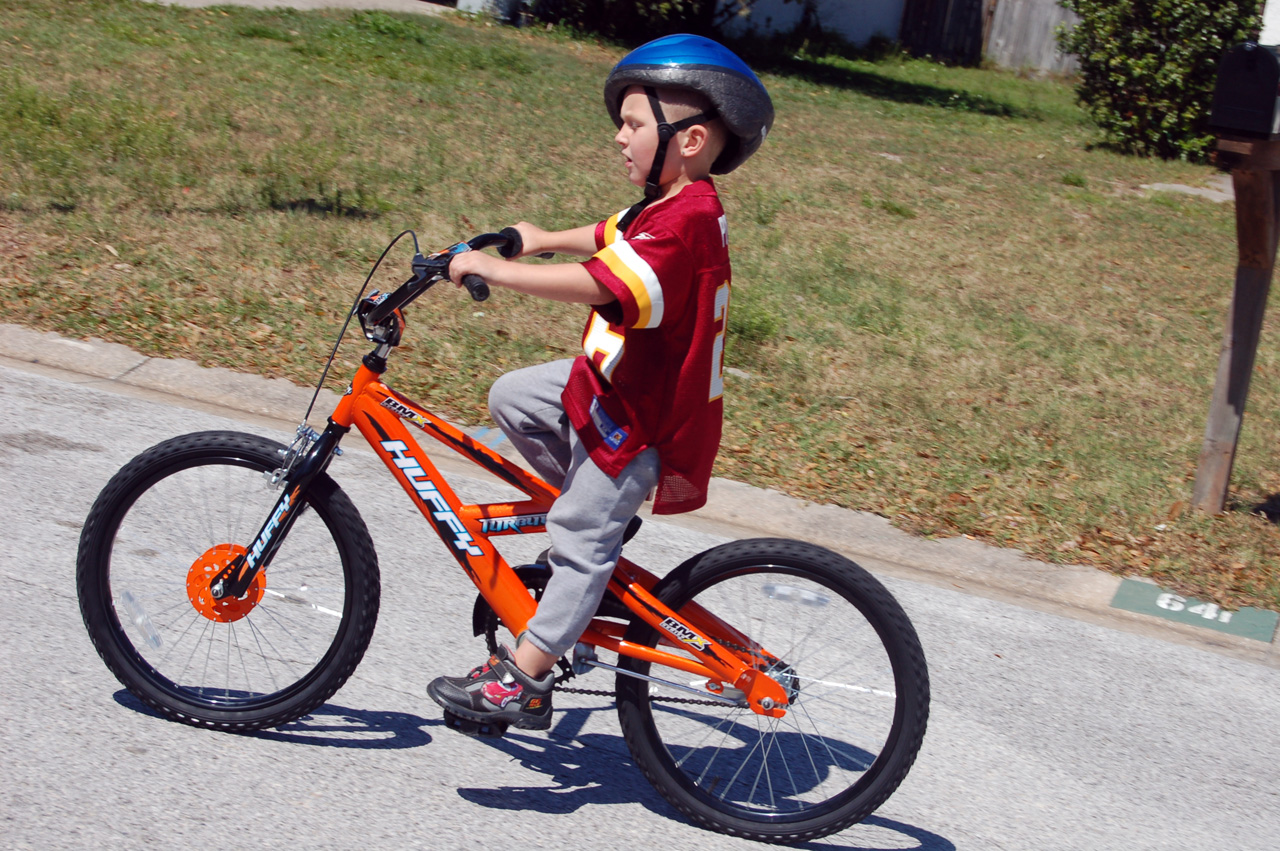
[506,222,599,259]
[506,222,549,259]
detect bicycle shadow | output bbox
[800,816,957,851]
[111,690,434,750]
[647,701,878,778]
[450,703,667,816]
[452,701,954,850]
[112,691,951,848]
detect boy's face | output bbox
[615,86,666,189]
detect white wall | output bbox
[457,0,520,16]
[1263,0,1280,45]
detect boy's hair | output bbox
[654,87,728,164]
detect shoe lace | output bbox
[467,657,498,680]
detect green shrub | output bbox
[1058,0,1260,162]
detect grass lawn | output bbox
[3,0,1279,610]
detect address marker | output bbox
[1110,579,1278,642]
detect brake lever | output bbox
[363,252,449,327]
[412,251,450,283]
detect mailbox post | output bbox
[1193,42,1280,512]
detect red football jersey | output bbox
[563,179,731,514]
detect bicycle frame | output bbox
[317,356,790,717]
[77,227,929,841]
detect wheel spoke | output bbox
[616,539,928,842]
[79,431,379,731]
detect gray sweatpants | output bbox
[488,359,659,657]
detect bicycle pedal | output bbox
[442,709,508,739]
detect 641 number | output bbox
[1156,593,1233,624]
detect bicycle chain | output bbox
[553,683,728,707]
[550,636,782,708]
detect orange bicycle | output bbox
[76,230,929,843]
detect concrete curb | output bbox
[2,322,1276,666]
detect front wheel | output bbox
[76,431,380,731]
[615,539,929,844]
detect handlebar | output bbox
[361,228,541,330]
[460,274,490,302]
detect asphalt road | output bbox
[8,4,1271,846]
[2,356,1279,850]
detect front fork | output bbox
[208,421,349,600]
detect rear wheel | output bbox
[615,538,929,843]
[76,431,380,731]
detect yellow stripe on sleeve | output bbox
[597,242,663,329]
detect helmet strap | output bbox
[618,87,718,233]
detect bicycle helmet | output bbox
[605,34,773,205]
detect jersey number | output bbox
[709,283,729,401]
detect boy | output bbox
[428,33,773,731]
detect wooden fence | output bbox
[985,0,1079,73]
[900,0,1079,73]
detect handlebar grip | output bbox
[496,226,554,260]
[497,227,523,259]
[462,274,490,302]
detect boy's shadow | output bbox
[451,703,664,816]
[453,701,954,850]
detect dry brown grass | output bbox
[3,0,1279,610]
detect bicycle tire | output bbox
[76,430,380,732]
[615,538,929,844]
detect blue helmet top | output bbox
[605,34,774,174]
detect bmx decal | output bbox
[659,616,710,652]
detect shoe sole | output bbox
[426,681,552,731]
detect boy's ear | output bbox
[679,123,710,159]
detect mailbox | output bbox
[1210,42,1280,138]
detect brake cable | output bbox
[302,229,420,425]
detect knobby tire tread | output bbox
[76,431,380,733]
[614,538,929,844]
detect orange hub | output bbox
[186,544,265,623]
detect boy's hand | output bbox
[508,221,598,258]
[446,245,611,305]
[440,246,499,290]
[446,248,501,287]
[508,222,549,258]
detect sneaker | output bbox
[427,645,554,731]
